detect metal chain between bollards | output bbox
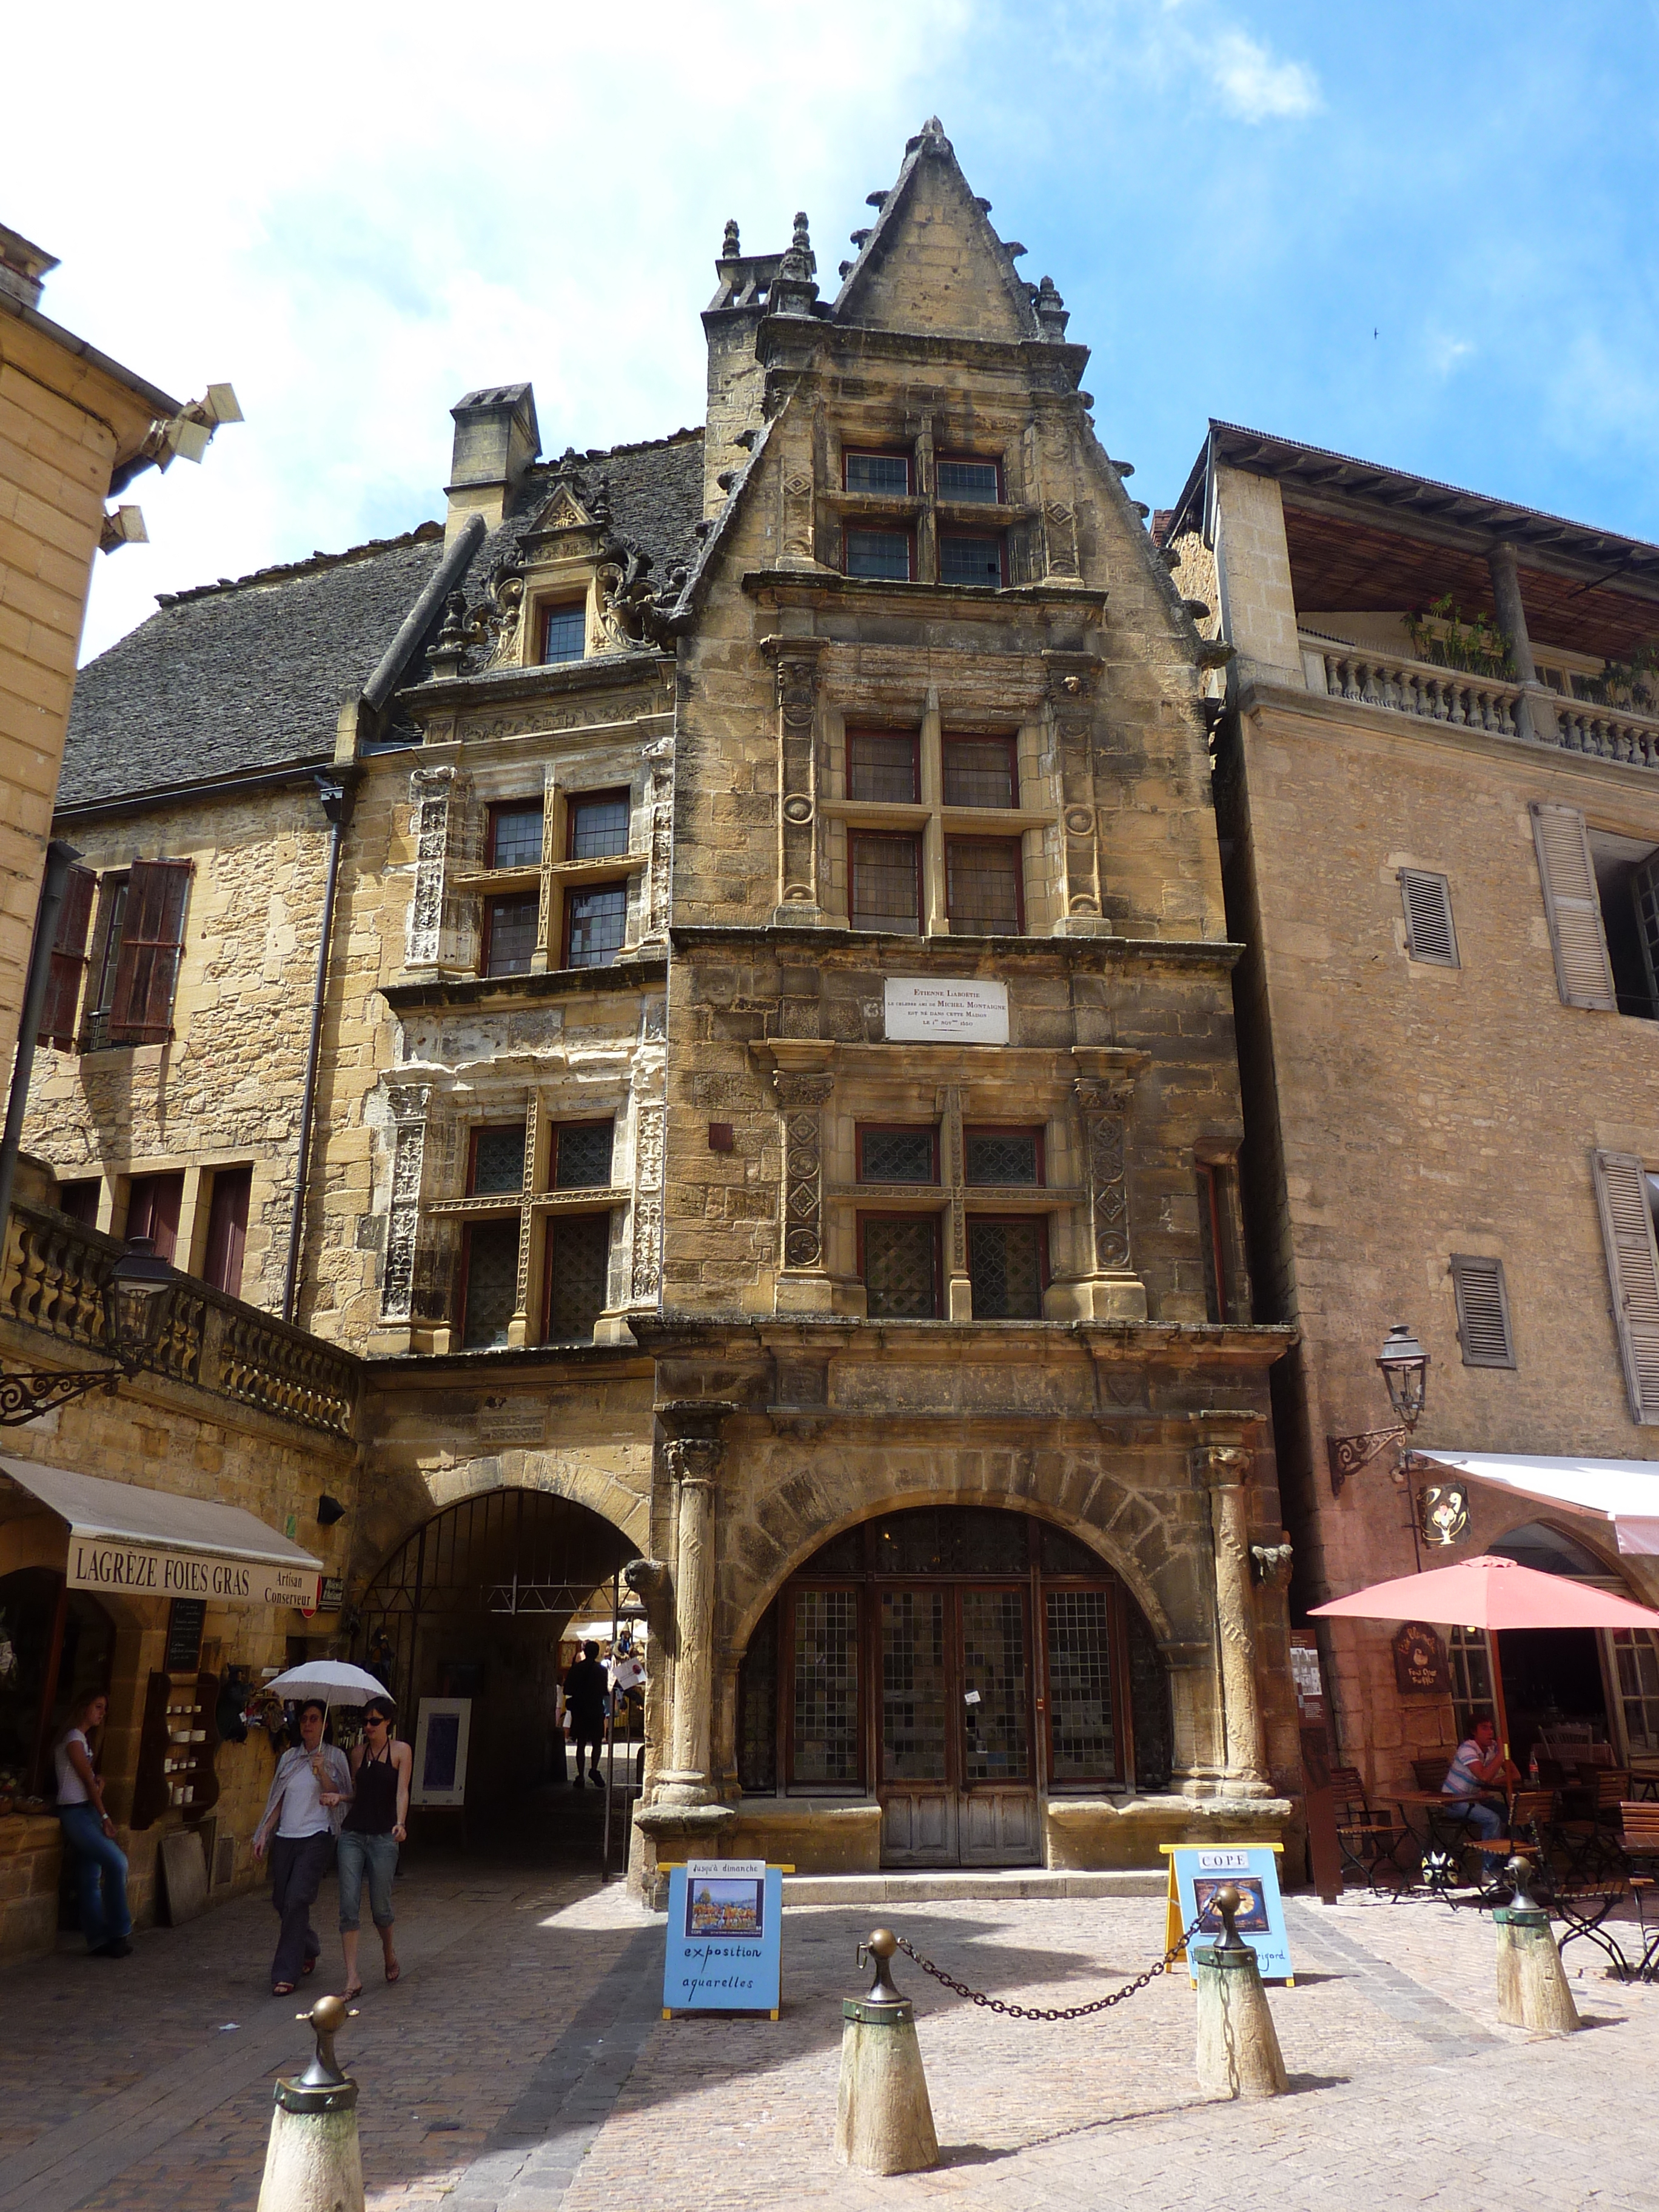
[891,1900,1219,2023]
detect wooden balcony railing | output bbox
[1,1203,360,1440]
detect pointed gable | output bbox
[834,119,1039,342]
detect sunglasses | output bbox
[363,1711,389,1726]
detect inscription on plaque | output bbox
[883,977,1009,1044]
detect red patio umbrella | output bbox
[1310,1552,1659,1630]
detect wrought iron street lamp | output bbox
[1326,1321,1430,1496]
[0,1236,176,1426]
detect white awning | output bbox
[1412,1450,1659,1558]
[0,1456,323,1609]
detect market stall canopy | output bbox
[0,1456,322,1609]
[1411,1451,1659,1557]
[1310,1553,1659,1632]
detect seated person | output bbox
[1439,1711,1512,1869]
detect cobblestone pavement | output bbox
[1,1863,1654,2212]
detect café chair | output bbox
[1618,1801,1659,1980]
[1329,1766,1409,1892]
[1411,1752,1453,1792]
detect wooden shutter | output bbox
[1449,1254,1514,1368]
[38,865,97,1048]
[1530,802,1616,1010]
[1399,869,1458,967]
[109,859,192,1044]
[1592,1151,1659,1424]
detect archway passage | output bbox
[737,1505,1171,1869]
[356,1490,635,1855]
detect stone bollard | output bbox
[1493,1857,1580,2037]
[1192,1883,1290,2101]
[835,1928,940,2176]
[256,1994,365,2212]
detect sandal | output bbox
[302,1959,317,1976]
[343,1982,363,2000]
[272,1982,297,1997]
[384,1958,401,1985]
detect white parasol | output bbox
[264,1661,390,1707]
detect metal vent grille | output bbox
[1449,1253,1515,1369]
[1399,870,1458,966]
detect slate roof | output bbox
[61,427,707,810]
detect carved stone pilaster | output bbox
[941,1085,971,1320]
[762,635,827,925]
[1193,1439,1270,1792]
[379,1084,434,1324]
[405,764,478,970]
[754,1039,835,1313]
[630,1101,665,1304]
[653,1401,737,1808]
[1044,650,1108,936]
[1068,1051,1149,1319]
[640,737,674,947]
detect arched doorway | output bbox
[355,1490,634,1840]
[737,1504,1170,1868]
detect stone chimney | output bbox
[700,221,781,520]
[445,383,540,545]
[0,223,59,312]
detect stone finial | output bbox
[769,211,819,315]
[722,218,741,258]
[428,589,472,680]
[1035,275,1070,338]
[789,212,814,266]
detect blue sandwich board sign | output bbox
[1161,1842,1294,1985]
[662,1860,785,2018]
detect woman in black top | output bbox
[325,1700,412,1998]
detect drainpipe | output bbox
[282,776,352,1323]
[0,838,81,1241]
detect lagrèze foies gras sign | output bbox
[884,977,1009,1044]
[67,1537,319,1609]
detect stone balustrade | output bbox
[1,1202,360,1439]
[1552,702,1659,770]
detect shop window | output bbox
[488,802,544,870]
[483,893,538,977]
[845,528,913,581]
[936,455,1001,503]
[541,602,586,664]
[964,1128,1042,1186]
[84,859,193,1049]
[945,836,1022,933]
[545,1213,611,1340]
[55,1179,99,1228]
[847,729,920,804]
[461,1219,520,1348]
[568,791,631,860]
[469,1125,527,1196]
[939,532,1006,588]
[857,1125,939,1185]
[850,831,921,933]
[564,883,628,969]
[967,1217,1047,1319]
[0,1570,114,1795]
[942,734,1017,809]
[1450,1253,1515,1368]
[860,1214,940,1318]
[552,1121,614,1190]
[789,1586,862,1785]
[1399,868,1458,967]
[844,451,911,495]
[202,1165,251,1298]
[1448,1625,1496,1744]
[126,1171,183,1262]
[1613,1629,1659,1752]
[1046,1586,1116,1780]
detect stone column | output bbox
[1069,1048,1150,1320]
[763,635,827,925]
[1488,541,1555,746]
[763,1041,836,1314]
[654,1401,736,1807]
[1193,1441,1270,1792]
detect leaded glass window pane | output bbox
[945,837,1022,933]
[546,1212,611,1341]
[939,534,1004,587]
[1046,1588,1115,1778]
[543,603,585,663]
[1449,1625,1495,1744]
[874,1507,1028,1577]
[961,1588,1029,1780]
[566,883,626,968]
[845,528,911,580]
[937,458,999,503]
[859,1128,937,1184]
[881,1589,947,1780]
[490,805,543,868]
[471,1124,526,1196]
[845,452,911,494]
[850,833,920,933]
[964,1128,1040,1185]
[967,1219,1045,1319]
[554,1122,613,1190]
[484,894,538,976]
[463,1219,520,1348]
[791,1588,860,1783]
[1614,1628,1659,1751]
[569,794,629,860]
[862,1216,937,1318]
[848,731,920,803]
[942,737,1016,809]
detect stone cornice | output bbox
[670,922,1243,973]
[396,645,671,720]
[379,954,666,1014]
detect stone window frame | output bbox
[825,417,1030,587]
[446,765,651,980]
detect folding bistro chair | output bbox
[1329,1767,1409,1894]
[1618,1801,1659,1980]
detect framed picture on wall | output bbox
[411,1697,472,1807]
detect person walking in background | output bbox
[330,1697,412,1997]
[563,1640,608,1786]
[253,1698,349,1995]
[53,1691,132,1959]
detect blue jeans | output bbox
[336,1830,398,1931]
[1440,1796,1504,1863]
[58,1805,130,1949]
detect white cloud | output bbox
[1207,28,1323,121]
[1426,331,1477,376]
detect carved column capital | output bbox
[1074,1074,1137,1118]
[664,1435,724,1489]
[1191,1443,1254,1490]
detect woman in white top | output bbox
[55,1690,132,1958]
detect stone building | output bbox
[1169,424,1659,1796]
[13,126,1303,1893]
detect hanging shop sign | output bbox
[662,1860,785,2018]
[1162,1843,1293,1984]
[1392,1620,1452,1695]
[883,977,1009,1044]
[1418,1482,1470,1549]
[67,1537,320,1610]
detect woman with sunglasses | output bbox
[329,1699,412,1998]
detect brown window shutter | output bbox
[109,859,193,1044]
[38,865,97,1049]
[1530,802,1616,1010]
[1399,870,1458,966]
[1449,1254,1514,1368]
[1592,1151,1659,1424]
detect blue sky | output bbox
[7,1,1658,663]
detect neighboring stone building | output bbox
[1170,424,1659,1797]
[14,126,1304,1891]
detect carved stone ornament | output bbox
[1063,805,1095,838]
[1193,1443,1253,1489]
[664,1433,725,1488]
[774,1070,833,1270]
[380,1084,434,1323]
[631,1102,665,1302]
[782,794,814,825]
[775,654,819,728]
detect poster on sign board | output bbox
[1162,1843,1293,1983]
[662,1860,784,2017]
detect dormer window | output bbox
[845,451,912,495]
[541,602,586,664]
[937,457,1000,503]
